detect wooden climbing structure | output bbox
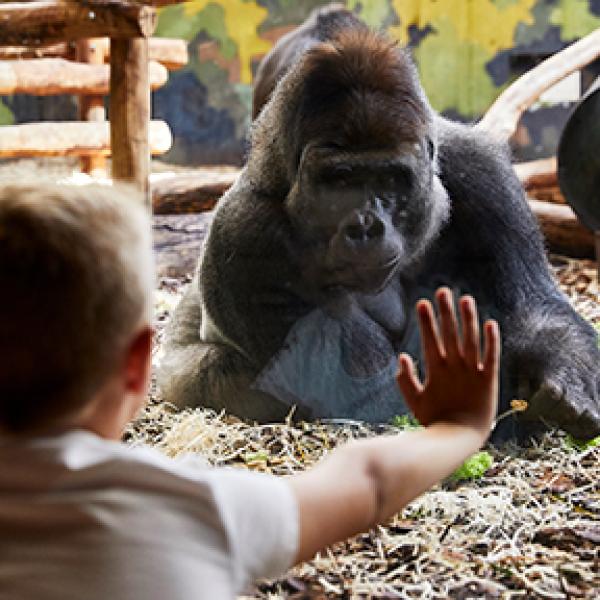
[0,1,188,204]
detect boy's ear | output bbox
[124,327,154,393]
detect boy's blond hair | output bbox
[0,182,153,433]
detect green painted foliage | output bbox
[493,0,521,9]
[414,17,501,116]
[157,3,236,58]
[0,101,14,126]
[348,0,391,29]
[551,0,600,40]
[151,1,600,161]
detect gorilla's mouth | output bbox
[324,255,401,293]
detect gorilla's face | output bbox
[286,139,448,295]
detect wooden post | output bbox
[110,37,150,204]
[77,39,106,177]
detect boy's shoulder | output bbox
[0,430,299,595]
[0,429,211,492]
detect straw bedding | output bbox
[125,256,599,599]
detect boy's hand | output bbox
[396,288,500,437]
[292,289,501,564]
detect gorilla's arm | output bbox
[200,182,312,366]
[432,121,600,438]
[158,181,312,419]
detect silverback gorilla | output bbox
[159,6,600,440]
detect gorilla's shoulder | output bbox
[436,118,511,173]
[435,117,523,201]
[204,174,296,269]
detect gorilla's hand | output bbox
[510,309,600,439]
[523,364,600,440]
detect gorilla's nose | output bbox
[342,210,385,243]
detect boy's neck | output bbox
[1,380,139,442]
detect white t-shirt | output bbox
[0,430,298,600]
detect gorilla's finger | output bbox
[416,299,445,367]
[459,295,480,367]
[396,353,423,402]
[483,320,500,375]
[436,287,460,361]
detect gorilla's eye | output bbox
[426,138,435,160]
[379,195,393,210]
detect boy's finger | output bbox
[396,354,423,402]
[483,320,501,374]
[459,295,480,367]
[417,300,445,367]
[436,288,460,361]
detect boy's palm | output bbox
[396,288,500,434]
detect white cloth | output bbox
[0,430,298,600]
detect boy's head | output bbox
[0,182,154,436]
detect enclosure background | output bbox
[2,0,599,164]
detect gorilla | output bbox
[159,6,600,440]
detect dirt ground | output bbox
[2,157,598,599]
[144,251,599,599]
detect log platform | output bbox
[0,0,189,202]
[0,120,172,158]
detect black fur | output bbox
[159,8,600,441]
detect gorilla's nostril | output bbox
[343,212,384,242]
[366,217,385,239]
[345,222,365,241]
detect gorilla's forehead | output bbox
[305,142,427,175]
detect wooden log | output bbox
[145,37,188,71]
[529,198,595,258]
[110,37,150,202]
[77,38,106,176]
[0,57,167,95]
[150,170,592,256]
[0,120,171,157]
[151,170,240,214]
[0,38,188,70]
[526,186,565,205]
[0,42,71,60]
[513,157,558,191]
[88,36,188,70]
[0,2,157,47]
[125,1,188,6]
[478,28,600,140]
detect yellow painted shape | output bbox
[390,0,536,54]
[184,0,271,83]
[413,15,500,115]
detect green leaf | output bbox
[390,414,421,430]
[243,451,269,464]
[451,451,494,481]
[564,434,600,452]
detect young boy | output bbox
[0,183,499,599]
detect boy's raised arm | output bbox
[288,288,500,564]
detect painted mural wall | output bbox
[2,0,600,165]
